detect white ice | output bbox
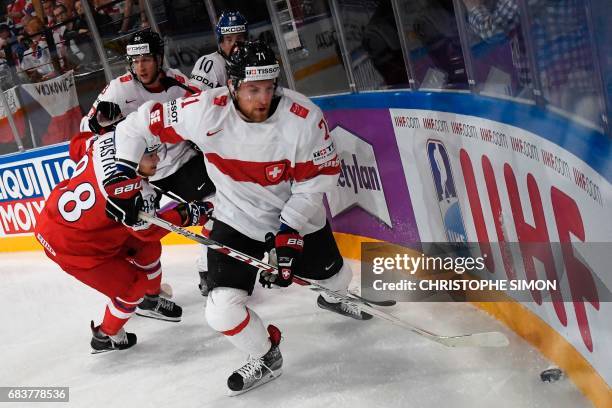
[0,245,591,408]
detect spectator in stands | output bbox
[43,0,57,28]
[57,0,75,17]
[0,23,16,53]
[19,17,56,82]
[361,0,408,88]
[75,0,113,36]
[402,0,468,89]
[119,0,149,34]
[7,0,29,31]
[54,3,85,70]
[0,23,16,87]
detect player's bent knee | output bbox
[205,287,250,332]
[132,241,162,266]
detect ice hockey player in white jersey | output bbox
[189,11,248,90]
[189,11,248,297]
[85,30,214,204]
[113,40,372,395]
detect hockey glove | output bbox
[176,201,214,227]
[89,101,123,134]
[104,173,144,226]
[259,228,304,288]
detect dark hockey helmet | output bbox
[126,30,164,77]
[226,40,280,89]
[215,11,248,44]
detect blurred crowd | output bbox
[0,0,149,85]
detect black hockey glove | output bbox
[89,101,123,134]
[259,227,304,288]
[103,173,144,226]
[176,200,214,227]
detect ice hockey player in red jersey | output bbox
[112,40,371,394]
[68,30,216,299]
[34,131,212,353]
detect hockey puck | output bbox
[540,367,563,383]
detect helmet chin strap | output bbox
[228,80,239,104]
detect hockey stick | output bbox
[139,212,509,348]
[160,76,198,95]
[151,184,188,203]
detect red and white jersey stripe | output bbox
[115,87,340,240]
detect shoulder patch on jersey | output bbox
[290,102,309,118]
[213,95,228,106]
[174,74,186,84]
[312,141,336,166]
[120,74,133,83]
[163,99,181,126]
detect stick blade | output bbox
[439,331,509,348]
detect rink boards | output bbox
[0,91,610,407]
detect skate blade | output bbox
[227,369,282,397]
[91,347,124,354]
[317,301,372,321]
[135,310,181,322]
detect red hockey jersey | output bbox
[35,132,182,269]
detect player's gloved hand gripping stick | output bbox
[138,211,510,349]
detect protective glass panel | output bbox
[525,0,606,128]
[336,0,409,90]
[395,0,468,90]
[150,0,217,77]
[270,0,351,95]
[1,2,112,149]
[589,0,610,132]
[459,0,535,100]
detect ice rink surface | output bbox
[1,245,591,408]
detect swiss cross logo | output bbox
[281,268,291,280]
[265,163,286,183]
[174,75,185,84]
[213,95,228,106]
[120,74,133,83]
[290,103,309,118]
[150,109,161,124]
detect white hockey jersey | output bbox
[115,87,340,241]
[189,51,227,90]
[88,68,198,181]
